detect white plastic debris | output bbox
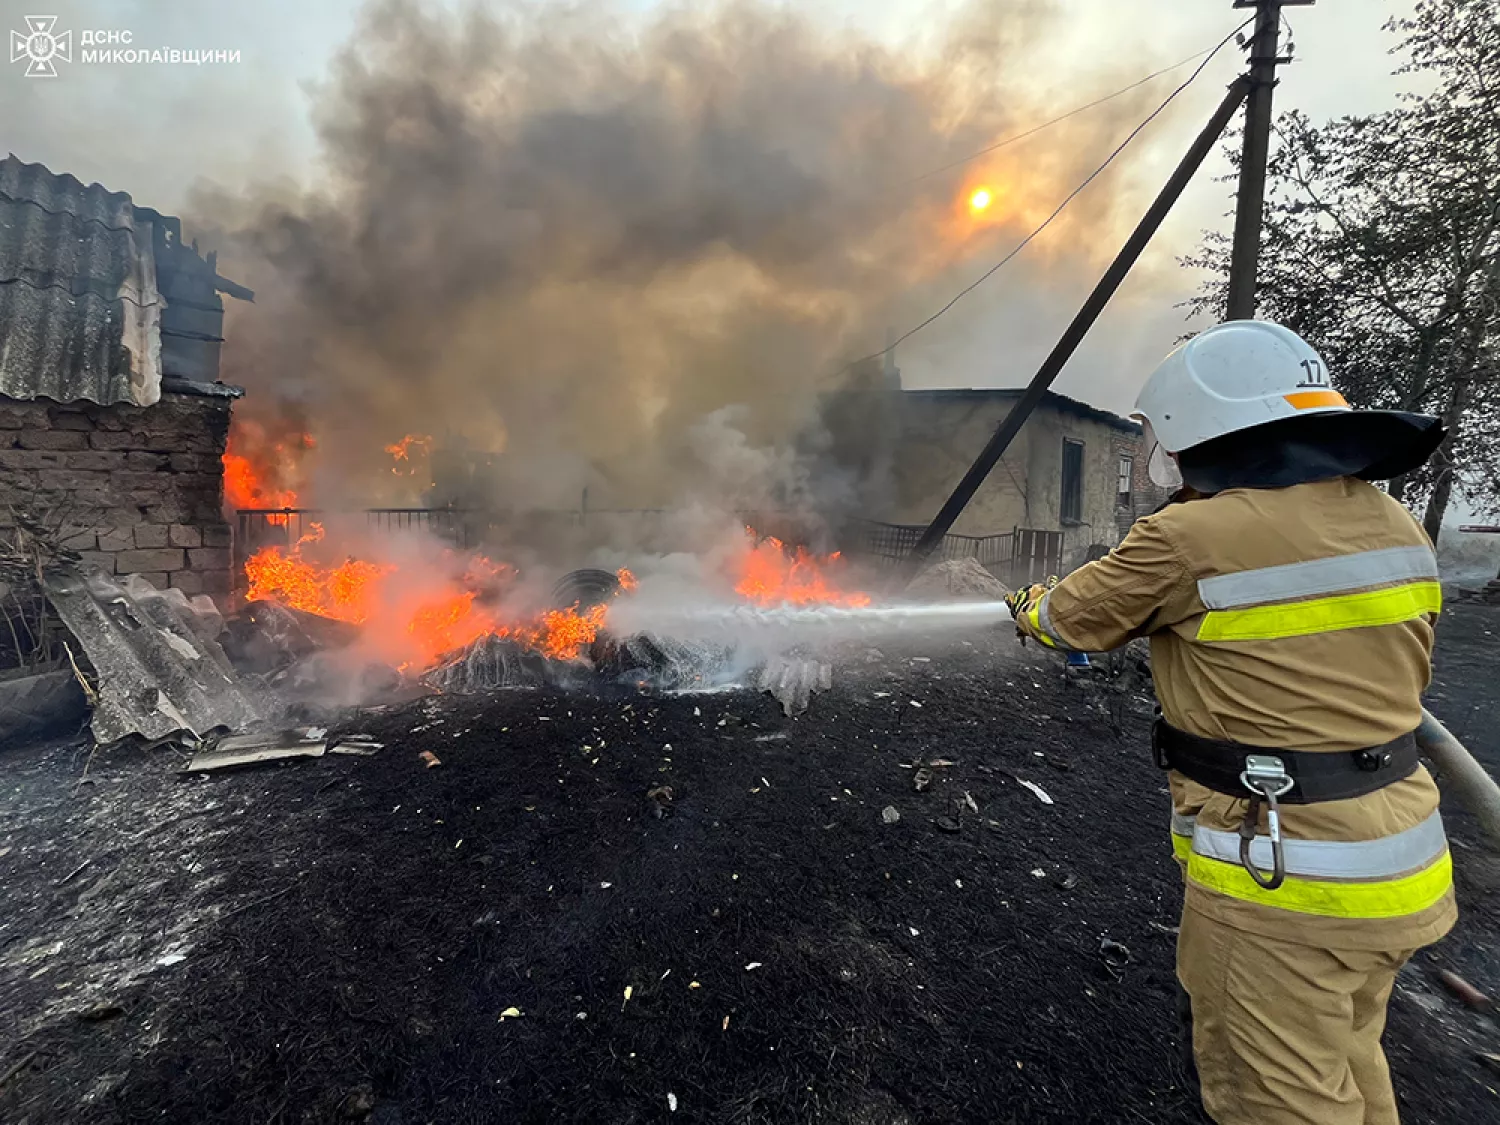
[668,1093,678,1113]
[1018,779,1054,805]
[1031,868,1047,878]
[745,962,763,971]
[499,1006,523,1020]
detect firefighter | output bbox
[1007,320,1455,1125]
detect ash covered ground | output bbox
[1,607,1497,1125]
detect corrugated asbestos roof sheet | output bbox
[0,154,163,406]
[43,570,267,747]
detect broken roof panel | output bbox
[0,154,163,407]
[43,570,266,747]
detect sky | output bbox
[1,0,1423,416]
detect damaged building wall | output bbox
[0,389,235,597]
[1020,402,1145,562]
[0,155,251,626]
[1116,432,1171,535]
[882,391,1033,535]
[827,387,1147,550]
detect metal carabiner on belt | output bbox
[1238,755,1294,891]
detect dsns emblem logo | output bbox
[10,16,72,78]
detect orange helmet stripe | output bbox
[1284,389,1348,410]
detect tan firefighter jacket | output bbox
[1016,477,1456,951]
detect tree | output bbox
[1183,0,1500,539]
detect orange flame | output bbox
[223,422,311,525]
[243,527,637,670]
[734,530,871,607]
[385,434,433,476]
[244,526,392,624]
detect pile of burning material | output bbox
[236,521,629,674]
[420,627,826,715]
[590,632,744,693]
[224,520,875,708]
[417,629,741,696]
[420,635,563,694]
[219,601,363,679]
[9,521,1018,749]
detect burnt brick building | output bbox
[0,155,252,601]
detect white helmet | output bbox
[1131,321,1350,488]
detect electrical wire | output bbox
[905,42,1231,186]
[850,16,1255,370]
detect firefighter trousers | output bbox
[1177,907,1415,1125]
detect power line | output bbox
[852,17,1254,371]
[904,42,1232,187]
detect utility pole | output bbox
[902,77,1253,573]
[1224,0,1314,319]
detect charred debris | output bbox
[1,543,852,763]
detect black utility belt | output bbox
[1152,718,1419,805]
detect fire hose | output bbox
[1416,708,1500,847]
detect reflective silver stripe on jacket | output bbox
[1170,810,1196,838]
[1036,591,1063,646]
[1191,810,1448,879]
[1197,545,1440,610]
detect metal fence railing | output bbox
[233,507,483,587]
[840,520,1063,587]
[1011,527,1067,586]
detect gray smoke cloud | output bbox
[189,0,1173,541]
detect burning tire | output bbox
[550,568,624,610]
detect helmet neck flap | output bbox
[1175,410,1446,494]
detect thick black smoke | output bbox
[194,0,1164,534]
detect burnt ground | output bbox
[1,606,1497,1125]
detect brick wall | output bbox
[1106,431,1171,536]
[0,390,234,600]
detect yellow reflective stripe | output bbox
[1196,581,1441,642]
[1171,832,1192,861]
[1024,601,1059,648]
[1186,849,1452,919]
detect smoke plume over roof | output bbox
[190,0,1174,523]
